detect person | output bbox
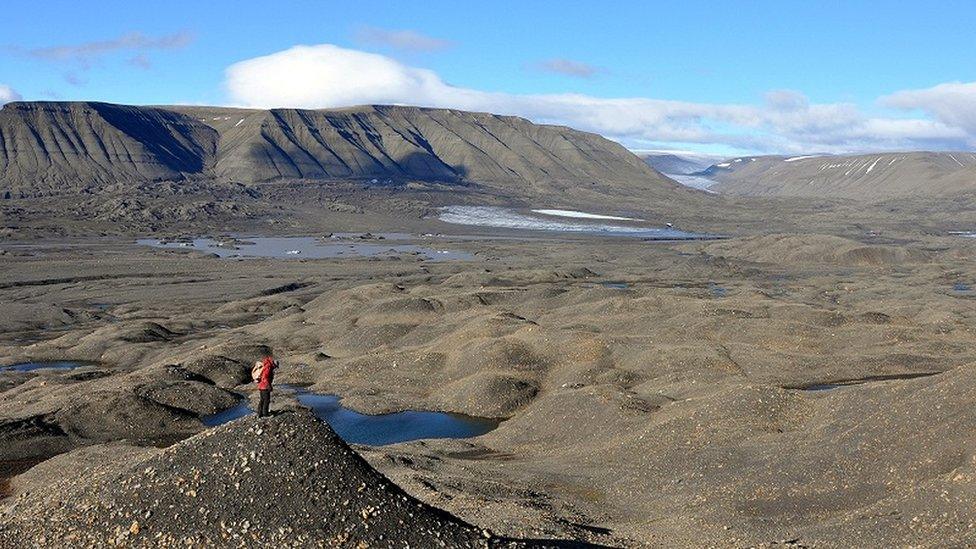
[255,355,278,418]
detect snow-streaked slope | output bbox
[702,152,976,199]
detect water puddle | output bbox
[203,387,500,445]
[951,282,974,297]
[709,284,728,297]
[138,236,474,262]
[201,400,252,427]
[600,281,630,290]
[438,206,716,240]
[0,361,93,373]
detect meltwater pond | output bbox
[203,387,500,446]
[439,206,714,239]
[0,361,92,373]
[295,390,500,446]
[138,236,474,261]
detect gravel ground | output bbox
[0,411,506,547]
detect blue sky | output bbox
[3,0,976,155]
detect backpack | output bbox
[251,360,264,383]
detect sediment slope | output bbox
[704,152,976,199]
[0,102,217,196]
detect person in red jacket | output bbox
[256,355,278,418]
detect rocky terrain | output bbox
[701,152,976,199]
[0,412,495,547]
[2,219,976,546]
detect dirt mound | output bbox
[434,372,539,417]
[697,233,928,267]
[0,412,490,547]
[181,355,253,388]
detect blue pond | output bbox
[202,387,500,446]
[0,361,90,373]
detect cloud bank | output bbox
[0,84,21,104]
[224,44,976,154]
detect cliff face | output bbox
[0,101,677,198]
[0,102,218,195]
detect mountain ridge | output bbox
[701,151,976,199]
[0,101,683,203]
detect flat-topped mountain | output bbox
[702,152,976,199]
[0,101,682,201]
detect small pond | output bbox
[202,387,500,446]
[0,361,92,373]
[138,236,474,262]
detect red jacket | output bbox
[257,357,276,390]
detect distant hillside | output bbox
[702,152,976,199]
[637,151,726,175]
[0,101,684,202]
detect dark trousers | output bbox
[258,389,272,417]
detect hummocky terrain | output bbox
[3,101,976,547]
[701,151,976,199]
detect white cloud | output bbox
[355,27,452,52]
[0,84,21,104]
[883,82,976,135]
[224,44,976,154]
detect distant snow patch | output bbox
[234,118,245,128]
[531,209,641,221]
[865,157,881,173]
[784,155,819,162]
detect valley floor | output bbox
[2,207,976,546]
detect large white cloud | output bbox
[224,44,974,154]
[0,84,21,104]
